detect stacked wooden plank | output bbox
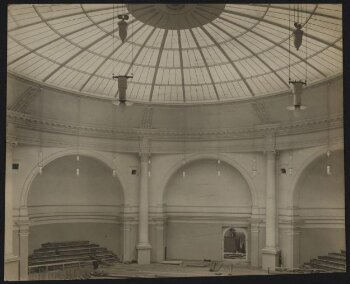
[28,241,120,279]
[270,250,346,274]
[301,250,346,272]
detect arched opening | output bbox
[163,158,252,261]
[223,228,247,261]
[293,150,345,265]
[26,155,125,268]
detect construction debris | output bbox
[161,260,183,265]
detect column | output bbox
[136,150,151,264]
[262,150,281,270]
[282,222,301,268]
[250,220,260,267]
[18,219,30,281]
[4,137,20,280]
[5,139,17,257]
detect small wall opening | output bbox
[223,228,247,261]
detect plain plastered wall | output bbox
[166,222,223,260]
[296,150,345,263]
[297,151,344,209]
[28,155,124,206]
[299,228,345,264]
[164,160,252,260]
[164,159,252,207]
[27,155,124,255]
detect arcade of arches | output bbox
[4,97,345,279]
[4,3,344,280]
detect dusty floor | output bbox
[92,261,267,278]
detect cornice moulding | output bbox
[7,110,343,142]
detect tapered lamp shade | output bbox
[292,81,304,95]
[293,23,304,51]
[117,76,128,102]
[287,81,307,111]
[118,20,128,42]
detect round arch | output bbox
[289,143,344,209]
[158,153,258,208]
[20,148,128,208]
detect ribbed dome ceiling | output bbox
[7,4,342,104]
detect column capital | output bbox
[139,137,151,156]
[120,223,131,231]
[264,132,277,152]
[266,150,278,159]
[19,206,29,217]
[139,152,150,162]
[17,222,30,237]
[250,217,263,226]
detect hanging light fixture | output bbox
[118,14,129,43]
[217,159,221,177]
[76,93,81,177]
[287,4,308,115]
[287,80,307,111]
[112,75,134,107]
[182,159,186,178]
[112,151,117,177]
[288,152,294,175]
[76,154,80,177]
[293,22,304,51]
[111,95,118,177]
[292,4,305,51]
[38,151,43,175]
[252,158,257,177]
[112,4,134,108]
[326,150,331,175]
[148,154,151,177]
[251,128,257,177]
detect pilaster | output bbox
[137,138,152,264]
[262,144,281,270]
[17,220,30,281]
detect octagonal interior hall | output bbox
[4,3,345,280]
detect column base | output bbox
[136,243,152,264]
[4,254,20,281]
[261,247,281,271]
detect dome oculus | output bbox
[127,4,226,30]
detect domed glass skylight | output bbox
[7,4,342,104]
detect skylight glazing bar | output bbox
[198,24,255,97]
[177,30,186,102]
[149,29,168,102]
[189,29,220,101]
[218,16,327,78]
[9,5,113,32]
[209,22,289,88]
[78,21,148,91]
[219,7,341,51]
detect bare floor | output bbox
[92,261,267,278]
